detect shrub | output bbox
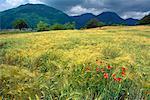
[37,21,49,31]
[85,18,105,29]
[50,22,76,30]
[49,23,65,30]
[12,19,28,30]
[64,22,76,30]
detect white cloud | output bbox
[0,0,43,11]
[0,0,149,19]
[68,5,102,16]
[122,11,150,19]
[28,0,43,4]
[0,0,25,11]
[5,0,25,6]
[69,5,150,19]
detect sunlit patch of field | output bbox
[0,26,150,99]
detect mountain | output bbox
[96,12,125,25]
[72,12,139,28]
[0,3,73,29]
[0,4,140,29]
[139,14,150,25]
[125,18,139,26]
[71,13,96,28]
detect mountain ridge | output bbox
[0,3,140,29]
[71,12,139,27]
[0,3,73,29]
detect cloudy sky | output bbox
[0,0,150,19]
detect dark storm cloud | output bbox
[0,0,150,19]
[94,0,150,18]
[41,0,150,11]
[41,0,150,19]
[102,0,150,12]
[41,0,83,10]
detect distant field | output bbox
[0,26,150,99]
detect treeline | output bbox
[37,21,75,31]
[12,14,150,31]
[12,18,106,31]
[12,19,76,31]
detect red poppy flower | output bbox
[122,67,126,72]
[114,77,117,81]
[122,71,126,77]
[107,65,112,69]
[116,78,122,82]
[104,73,109,79]
[112,74,116,77]
[114,77,122,82]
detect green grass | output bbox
[0,26,150,99]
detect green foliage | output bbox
[68,65,147,99]
[34,51,61,73]
[50,23,65,30]
[49,22,75,30]
[1,64,148,99]
[85,18,105,29]
[139,14,150,25]
[12,19,28,30]
[102,46,121,60]
[37,21,49,31]
[64,22,76,30]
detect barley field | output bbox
[0,26,150,99]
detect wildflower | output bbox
[96,67,99,72]
[114,77,117,81]
[114,77,122,82]
[122,71,126,77]
[122,67,127,72]
[116,78,122,82]
[104,73,109,79]
[96,60,101,66]
[85,66,90,72]
[107,65,112,69]
[112,74,116,77]
[100,68,105,73]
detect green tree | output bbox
[12,19,28,30]
[64,22,76,30]
[50,23,65,30]
[85,18,105,29]
[37,21,49,31]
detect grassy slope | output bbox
[0,26,150,99]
